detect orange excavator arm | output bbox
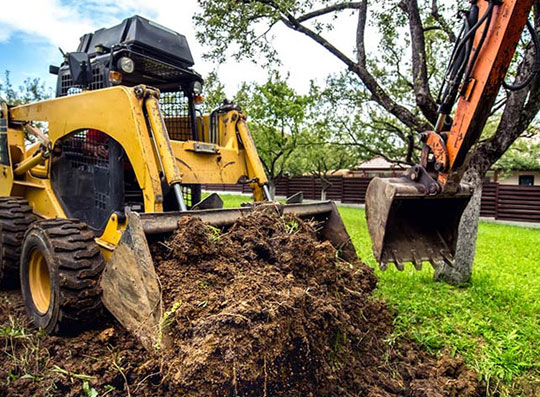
[431,0,536,191]
[366,0,537,270]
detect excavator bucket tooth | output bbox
[100,201,356,350]
[410,249,423,270]
[365,177,472,270]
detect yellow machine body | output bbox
[1,85,355,348]
[3,86,268,255]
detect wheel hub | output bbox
[28,249,51,314]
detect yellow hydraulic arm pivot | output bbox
[236,114,270,201]
[140,86,188,211]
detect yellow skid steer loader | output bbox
[0,16,355,349]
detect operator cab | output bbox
[51,15,204,143]
[49,16,204,233]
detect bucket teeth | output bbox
[391,250,405,271]
[411,250,422,271]
[427,248,440,269]
[376,246,454,272]
[440,249,454,267]
[378,250,422,272]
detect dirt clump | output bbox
[0,207,485,396]
[0,291,159,396]
[151,207,484,396]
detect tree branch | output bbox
[431,0,457,42]
[400,0,439,124]
[279,16,356,70]
[338,119,412,165]
[297,2,363,22]
[354,0,432,132]
[241,0,432,133]
[385,44,414,89]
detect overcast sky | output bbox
[0,0,365,96]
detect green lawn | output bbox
[216,194,540,395]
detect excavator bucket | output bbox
[365,177,472,270]
[100,201,356,350]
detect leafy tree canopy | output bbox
[195,0,540,178]
[494,136,540,173]
[0,71,52,105]
[204,70,358,180]
[232,71,314,180]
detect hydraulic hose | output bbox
[437,3,482,114]
[460,3,495,96]
[447,1,496,71]
[503,20,540,91]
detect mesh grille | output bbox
[60,64,105,97]
[181,184,201,209]
[62,130,110,210]
[62,130,109,167]
[141,57,185,80]
[159,91,193,141]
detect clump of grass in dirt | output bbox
[204,224,222,242]
[0,291,159,396]
[154,300,183,350]
[0,310,48,386]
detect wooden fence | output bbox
[481,183,540,223]
[203,176,372,204]
[203,177,540,223]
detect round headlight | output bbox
[118,57,135,74]
[193,81,203,95]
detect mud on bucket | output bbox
[365,177,472,271]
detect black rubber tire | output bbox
[20,219,105,334]
[0,197,35,286]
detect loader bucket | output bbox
[100,201,356,350]
[365,177,472,270]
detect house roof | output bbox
[356,156,401,170]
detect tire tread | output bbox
[23,219,105,333]
[0,197,35,283]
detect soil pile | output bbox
[0,207,485,396]
[151,206,483,396]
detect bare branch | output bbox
[338,119,413,165]
[297,2,363,22]
[431,0,457,42]
[385,44,414,89]
[354,1,432,132]
[401,0,439,124]
[423,26,441,33]
[279,16,356,70]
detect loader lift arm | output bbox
[366,0,538,270]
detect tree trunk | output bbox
[268,180,276,201]
[320,179,331,201]
[433,168,482,285]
